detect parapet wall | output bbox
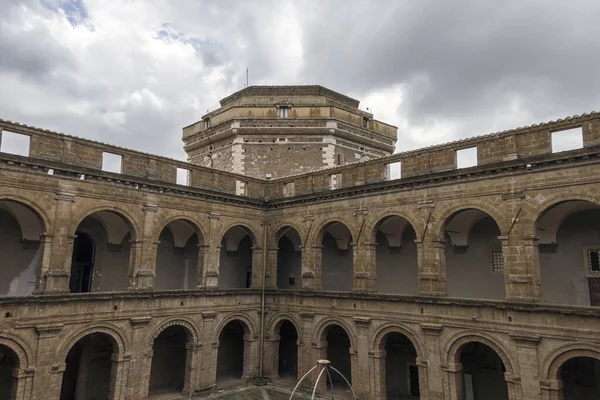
[0,119,266,199]
[2,112,599,203]
[267,112,600,198]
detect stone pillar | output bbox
[182,343,202,397]
[299,312,315,385]
[12,368,34,400]
[264,334,280,381]
[42,191,75,293]
[34,233,53,293]
[502,193,542,302]
[265,247,278,288]
[250,246,263,289]
[539,380,563,400]
[108,353,131,400]
[127,316,152,400]
[203,213,221,288]
[242,334,259,380]
[418,236,448,296]
[505,372,524,400]
[195,244,210,289]
[442,362,464,400]
[311,341,328,393]
[352,317,371,399]
[421,323,444,400]
[511,333,541,400]
[352,242,376,292]
[198,312,218,392]
[34,324,64,399]
[129,203,157,290]
[370,349,386,400]
[306,245,323,289]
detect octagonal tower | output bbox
[182,85,397,179]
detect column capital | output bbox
[54,192,76,202]
[36,324,64,338]
[509,332,541,347]
[207,212,221,220]
[441,362,462,373]
[130,316,152,328]
[353,317,371,328]
[420,323,443,335]
[142,203,157,212]
[202,311,218,320]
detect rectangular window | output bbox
[283,182,295,197]
[363,117,369,128]
[0,130,30,156]
[456,147,478,169]
[386,161,402,180]
[204,118,211,129]
[492,250,504,272]
[551,127,583,153]
[236,179,247,196]
[588,249,600,273]
[278,107,290,118]
[329,173,341,190]
[101,152,122,173]
[176,167,190,186]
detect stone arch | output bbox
[147,318,200,348]
[542,343,600,381]
[0,194,51,234]
[444,332,516,375]
[219,222,260,247]
[267,313,302,341]
[272,222,305,248]
[214,313,258,342]
[371,322,425,359]
[366,210,423,243]
[434,201,509,240]
[0,334,32,369]
[313,317,357,351]
[69,205,141,241]
[529,195,600,237]
[54,324,129,365]
[313,218,356,246]
[153,215,207,244]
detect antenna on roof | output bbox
[246,67,249,88]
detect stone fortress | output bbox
[0,85,599,400]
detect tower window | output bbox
[204,118,211,129]
[278,107,290,118]
[363,117,369,128]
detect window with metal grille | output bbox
[589,249,600,273]
[492,251,504,272]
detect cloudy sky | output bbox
[1,0,599,160]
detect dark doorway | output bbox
[560,357,600,400]
[0,344,19,400]
[278,321,298,379]
[219,229,253,289]
[326,325,351,386]
[384,332,419,399]
[276,228,302,289]
[460,342,507,400]
[217,321,245,387]
[149,326,188,396]
[69,232,95,293]
[60,333,114,400]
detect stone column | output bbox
[505,372,524,400]
[419,236,448,296]
[511,333,541,400]
[34,233,53,293]
[129,203,157,290]
[42,191,75,293]
[195,244,210,289]
[34,324,65,400]
[352,317,371,399]
[306,245,323,289]
[198,312,218,392]
[298,312,315,385]
[182,343,202,397]
[264,334,280,381]
[421,323,444,400]
[127,316,152,400]
[312,341,328,393]
[265,247,278,288]
[242,334,259,380]
[108,353,131,400]
[250,246,263,289]
[370,349,386,400]
[12,368,34,400]
[203,213,221,288]
[352,242,376,292]
[502,193,542,302]
[442,362,464,400]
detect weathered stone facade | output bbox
[0,94,599,400]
